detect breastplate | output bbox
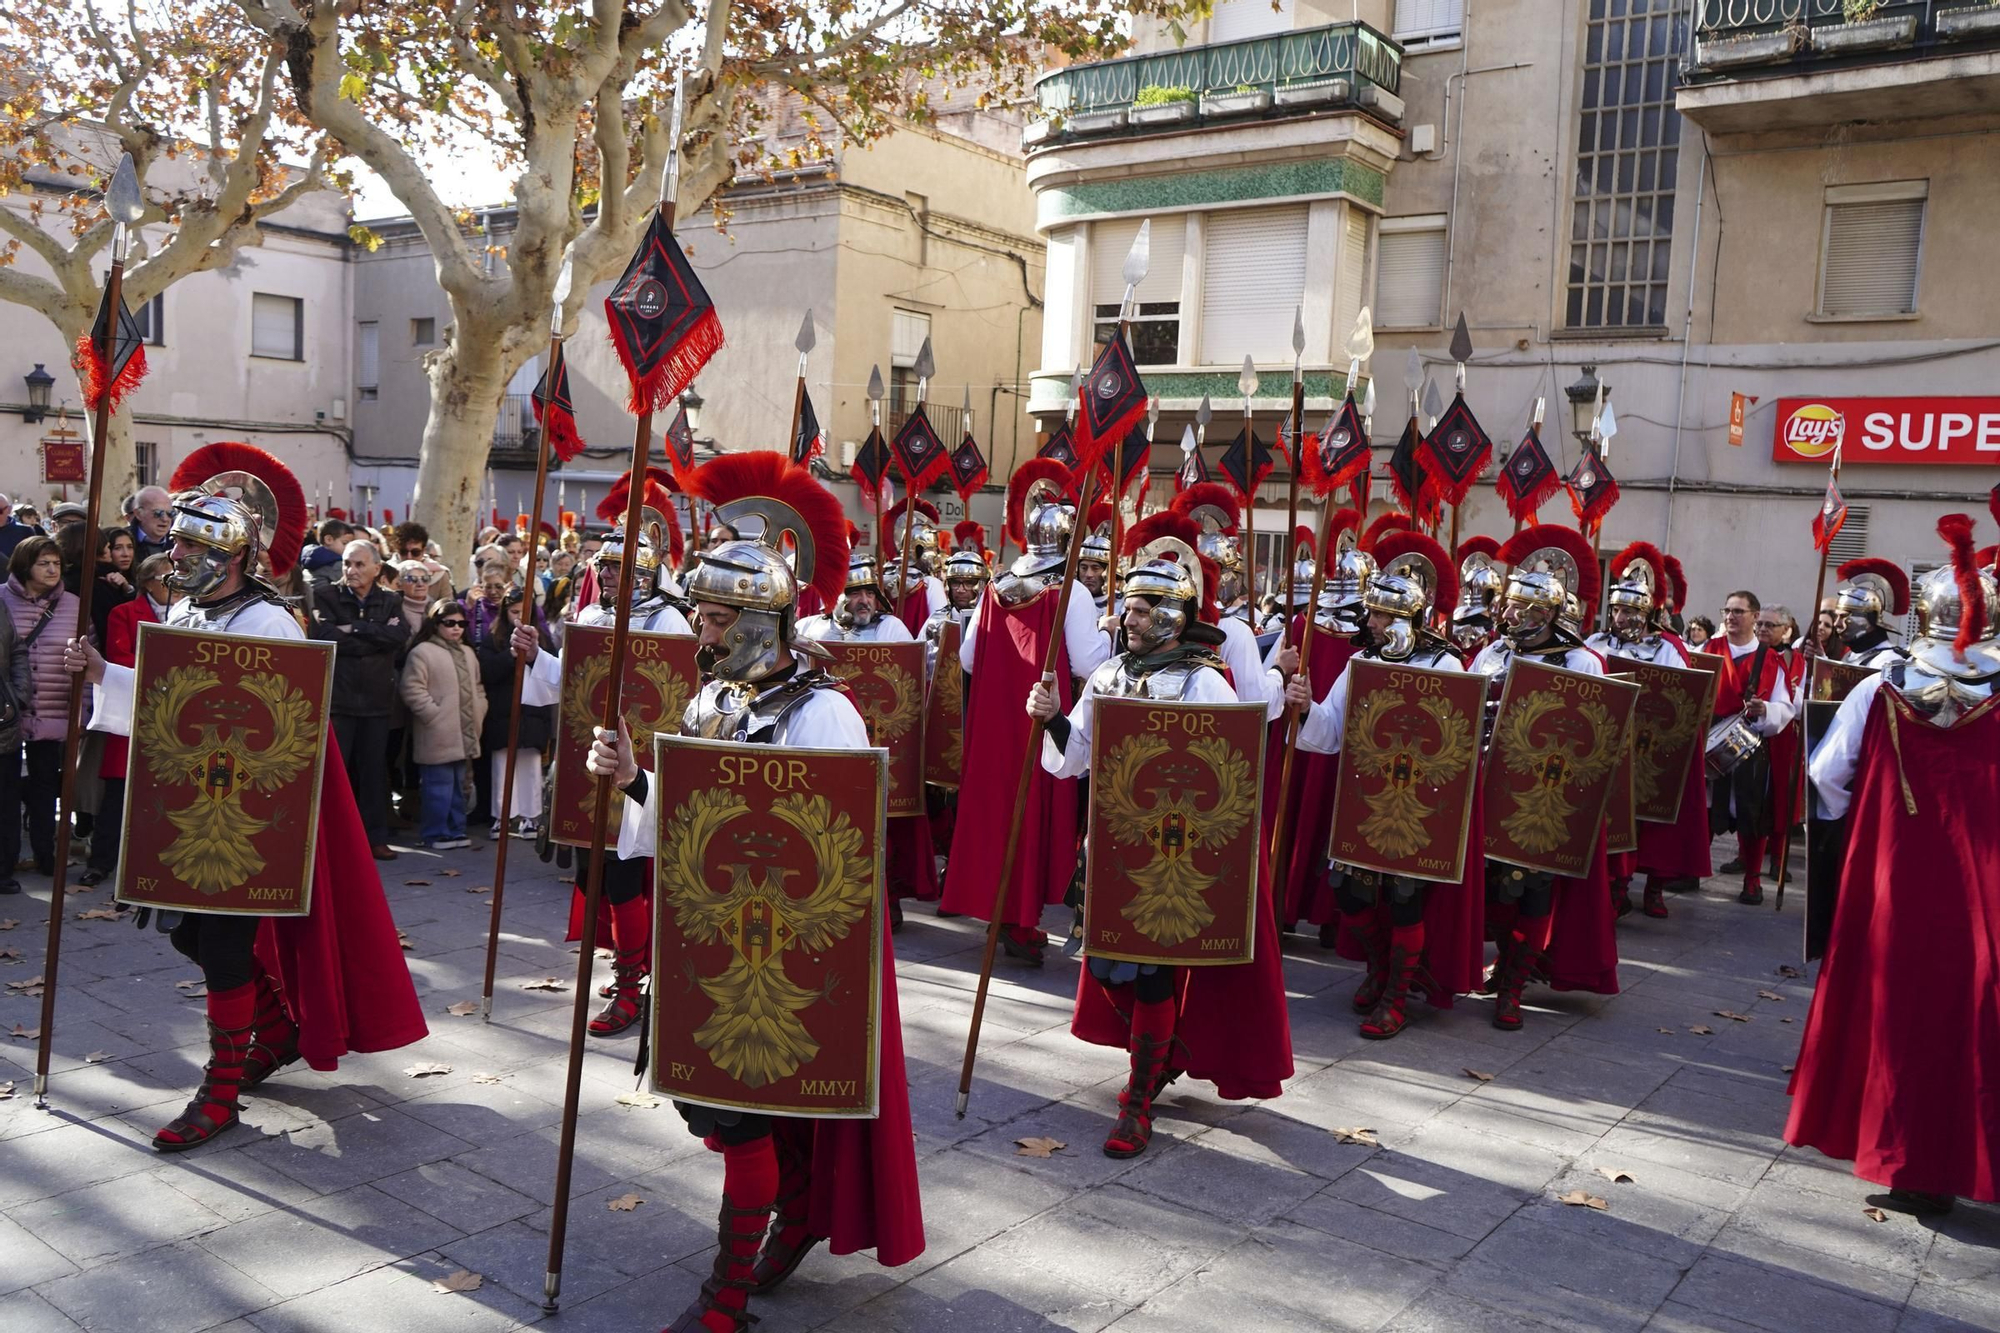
[1888,658,2000,725]
[1089,650,1225,701]
[171,589,282,633]
[993,569,1058,608]
[685,671,835,742]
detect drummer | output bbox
[1707,590,1797,906]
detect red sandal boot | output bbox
[240,966,300,1089]
[154,984,254,1152]
[1613,877,1634,918]
[1349,901,1393,1014]
[1361,925,1425,1040]
[750,1129,823,1294]
[668,1139,777,1333]
[1103,998,1175,1159]
[1642,879,1670,918]
[590,896,650,1037]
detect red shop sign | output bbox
[1772,397,2000,465]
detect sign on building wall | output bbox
[1772,398,2000,465]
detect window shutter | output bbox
[1395,0,1463,41]
[1209,0,1293,44]
[1091,215,1186,308]
[357,322,380,388]
[1200,206,1309,365]
[1820,199,1924,317]
[891,310,930,367]
[1827,505,1869,564]
[1334,207,1370,349]
[1376,226,1446,328]
[252,293,298,359]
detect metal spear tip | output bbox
[961,384,972,414]
[1147,395,1160,427]
[867,365,885,401]
[1292,305,1306,357]
[1449,312,1474,367]
[913,336,935,382]
[1178,423,1198,452]
[795,310,816,354]
[551,254,575,310]
[107,154,144,224]
[1238,355,1260,399]
[1404,346,1424,394]
[1122,219,1151,287]
[1361,380,1376,420]
[1344,306,1375,363]
[1196,394,1213,428]
[1422,377,1443,421]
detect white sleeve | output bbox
[1186,667,1239,705]
[1756,669,1796,735]
[1221,619,1284,720]
[780,689,875,749]
[521,646,563,708]
[874,616,915,643]
[1808,674,1880,822]
[651,606,693,636]
[1064,590,1111,680]
[613,774,658,860]
[1298,660,1354,754]
[1040,678,1096,778]
[88,662,136,737]
[959,601,981,674]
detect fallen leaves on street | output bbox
[1777,964,1804,979]
[404,1062,453,1079]
[404,879,433,887]
[1015,1137,1067,1159]
[84,1051,111,1063]
[75,907,121,922]
[522,977,567,992]
[607,1193,645,1212]
[1596,1167,1635,1184]
[1330,1127,1379,1147]
[433,1270,483,1294]
[1714,1010,1752,1023]
[10,1024,40,1039]
[470,1073,503,1085]
[1862,1207,1888,1223]
[445,1001,479,1017]
[1463,1068,1495,1082]
[1756,990,1783,1002]
[616,1090,662,1109]
[1689,1025,1715,1035]
[1556,1190,1609,1211]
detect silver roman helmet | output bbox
[1122,536,1213,652]
[1014,476,1074,581]
[1496,524,1597,646]
[161,441,306,598]
[682,493,833,681]
[1362,531,1455,661]
[1318,523,1374,632]
[1907,515,2000,687]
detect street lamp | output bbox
[23,363,54,424]
[679,387,704,435]
[1565,364,1604,448]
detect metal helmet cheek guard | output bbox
[1122,536,1204,653]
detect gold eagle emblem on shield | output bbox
[1344,688,1473,861]
[1095,733,1255,947]
[1496,692,1621,854]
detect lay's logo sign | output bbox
[1780,403,1844,459]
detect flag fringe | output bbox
[74,333,147,414]
[610,306,724,416]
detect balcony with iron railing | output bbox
[489,392,545,468]
[1681,1,2000,130]
[1025,21,1406,151]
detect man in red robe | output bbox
[1789,514,2000,1214]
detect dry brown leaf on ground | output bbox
[1331,1127,1380,1147]
[1556,1190,1609,1210]
[445,1001,479,1017]
[1780,1017,1795,1024]
[1715,1010,1752,1023]
[607,1193,644,1212]
[1756,990,1783,1002]
[1688,1025,1715,1035]
[404,879,433,887]
[522,977,567,992]
[75,907,121,921]
[0,1080,14,1099]
[433,1269,484,1294]
[467,885,492,894]
[1777,964,1804,978]
[470,1073,503,1085]
[0,946,22,960]
[1862,1206,1888,1223]
[439,869,462,877]
[1656,1028,1676,1035]
[1015,1137,1067,1158]
[4,975,42,990]
[0,918,18,930]
[404,1062,453,1078]
[616,1090,662,1109]
[1596,1167,1635,1184]
[1463,1068,1495,1082]
[397,932,415,951]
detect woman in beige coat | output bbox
[399,601,488,849]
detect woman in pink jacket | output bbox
[0,536,80,882]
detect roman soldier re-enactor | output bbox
[1173,483,1295,718]
[1452,536,1504,654]
[1288,529,1485,1038]
[1831,555,1913,671]
[579,450,923,1333]
[517,473,692,1037]
[1790,513,2000,1217]
[1027,512,1292,1157]
[883,496,946,637]
[1469,524,1618,1030]
[1077,499,1115,616]
[920,538,989,864]
[66,442,425,1150]
[941,459,1111,965]
[1586,541,1708,919]
[1708,591,1799,907]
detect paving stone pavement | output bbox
[2,832,1995,1333]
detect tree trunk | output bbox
[97,407,136,516]
[411,339,510,567]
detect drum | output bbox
[1704,714,1762,781]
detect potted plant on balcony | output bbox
[1275,75,1351,108]
[1695,17,1809,71]
[1200,82,1273,118]
[1937,0,2000,43]
[1130,84,1199,127]
[1817,0,1919,53]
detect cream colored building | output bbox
[1024,0,2000,620]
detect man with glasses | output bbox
[1708,590,1796,904]
[126,486,176,561]
[0,494,33,557]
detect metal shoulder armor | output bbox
[684,671,839,743]
[1886,657,2000,725]
[992,569,1056,608]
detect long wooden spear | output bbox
[1104,396,1156,615]
[957,222,1149,1119]
[1239,356,1261,608]
[480,256,573,1021]
[34,154,143,1106]
[1779,442,1843,911]
[895,337,935,619]
[1281,309,1305,634]
[542,77,687,1316]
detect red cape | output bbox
[887,816,939,901]
[1635,746,1714,879]
[1335,770,1487,1006]
[1071,849,1295,1100]
[895,583,932,638]
[940,590,1078,927]
[253,735,428,1070]
[1266,619,1357,924]
[1785,690,2000,1202]
[775,914,926,1263]
[1543,833,1619,995]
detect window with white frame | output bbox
[356,321,380,402]
[132,294,165,346]
[1394,0,1464,48]
[1208,0,1293,44]
[133,440,158,487]
[250,293,303,360]
[1200,205,1309,366]
[1818,182,1925,319]
[889,309,931,420]
[1092,215,1186,366]
[1375,217,1447,329]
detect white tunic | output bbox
[1040,661,1236,780]
[1299,650,1471,756]
[523,600,693,710]
[960,585,1111,681]
[1217,616,1285,721]
[1808,671,1884,822]
[88,596,304,737]
[1716,637,1799,736]
[796,614,914,644]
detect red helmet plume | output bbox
[639,479,685,564]
[885,496,939,530]
[1086,499,1115,532]
[1324,507,1360,557]
[953,518,987,550]
[1123,510,1219,622]
[1455,534,1501,564]
[685,450,850,610]
[169,441,308,576]
[1292,524,1315,550]
[597,465,679,521]
[1499,522,1600,610]
[1836,556,1912,617]
[1662,555,1689,614]
[1374,529,1459,617]
[1610,540,1668,603]
[1006,458,1072,547]
[1170,482,1240,534]
[1939,513,1987,658]
[1361,510,1413,553]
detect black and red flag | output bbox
[852,425,893,493]
[1386,417,1440,526]
[531,342,586,462]
[1216,426,1275,501]
[1566,446,1620,529]
[891,403,950,488]
[604,210,723,414]
[1495,424,1561,523]
[792,391,824,466]
[1075,333,1150,470]
[1812,474,1849,554]
[1038,421,1080,469]
[1301,397,1370,496]
[949,431,989,502]
[76,283,149,414]
[1103,423,1150,496]
[1420,394,1494,506]
[663,403,696,474]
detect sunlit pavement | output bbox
[2,835,1993,1332]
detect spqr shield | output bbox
[1481,659,1641,878]
[1328,659,1485,884]
[550,625,700,848]
[922,618,965,789]
[1619,659,1718,824]
[649,736,886,1118]
[1084,697,1266,967]
[1604,724,1639,856]
[117,624,334,916]
[821,640,927,817]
